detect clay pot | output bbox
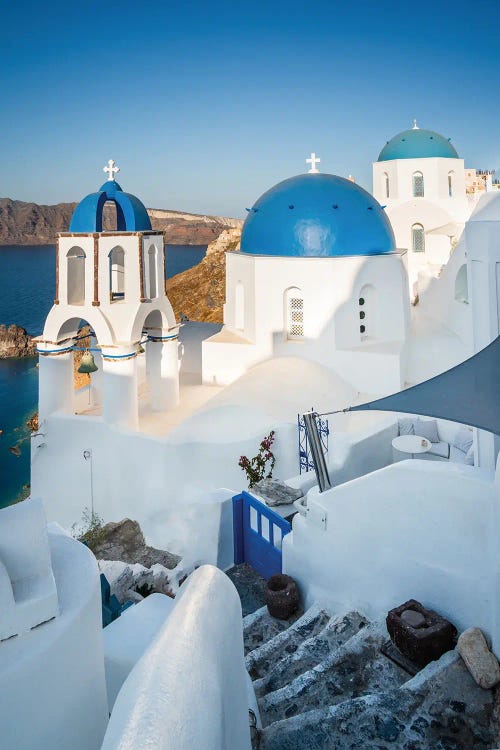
[264,574,300,620]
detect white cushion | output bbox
[413,419,440,443]
[453,426,473,454]
[398,418,415,436]
[427,441,450,459]
[449,445,468,463]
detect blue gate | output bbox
[233,492,292,580]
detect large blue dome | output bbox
[378,127,459,162]
[240,173,396,257]
[69,177,151,232]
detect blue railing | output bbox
[298,408,329,474]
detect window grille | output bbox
[412,224,425,253]
[413,172,424,197]
[288,297,304,338]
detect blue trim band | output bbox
[101,351,137,360]
[36,346,73,355]
[147,334,178,342]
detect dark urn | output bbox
[386,598,457,668]
[264,574,300,620]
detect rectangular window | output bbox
[288,297,304,338]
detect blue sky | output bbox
[1,0,499,217]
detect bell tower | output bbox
[36,162,180,430]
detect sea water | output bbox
[0,244,206,507]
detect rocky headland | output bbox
[0,324,36,358]
[0,198,243,246]
[166,227,241,322]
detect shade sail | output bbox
[348,336,500,435]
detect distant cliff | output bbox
[0,198,243,246]
[166,228,241,323]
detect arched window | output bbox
[66,247,86,305]
[147,245,157,299]
[412,171,424,197]
[455,264,468,303]
[411,223,425,253]
[284,287,304,339]
[448,172,454,197]
[109,246,125,301]
[383,172,390,199]
[358,284,376,340]
[234,281,245,330]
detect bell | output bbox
[78,350,98,374]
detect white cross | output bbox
[103,159,120,181]
[306,152,321,173]
[413,119,419,130]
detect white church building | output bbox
[203,156,410,393]
[372,121,476,298]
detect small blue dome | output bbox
[240,173,395,258]
[69,179,151,232]
[378,128,459,161]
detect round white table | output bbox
[392,434,431,460]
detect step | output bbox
[258,651,495,750]
[243,605,304,656]
[246,604,330,679]
[253,611,368,697]
[258,620,410,727]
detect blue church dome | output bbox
[378,126,459,162]
[69,167,151,232]
[240,173,395,257]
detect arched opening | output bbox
[234,281,245,330]
[147,245,157,299]
[455,264,468,303]
[66,247,86,305]
[412,171,424,197]
[109,246,125,301]
[358,284,376,340]
[46,318,103,417]
[448,171,454,197]
[284,287,304,340]
[383,172,390,199]
[411,223,425,253]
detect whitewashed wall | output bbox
[203,251,410,393]
[284,460,499,652]
[0,523,108,750]
[101,565,251,750]
[32,410,296,558]
[373,157,471,293]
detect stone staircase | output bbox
[241,601,496,749]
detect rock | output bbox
[99,559,165,604]
[458,627,500,689]
[401,609,426,628]
[253,479,303,507]
[9,445,21,457]
[166,227,242,323]
[0,324,36,358]
[26,412,39,432]
[88,518,181,570]
[98,560,136,602]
